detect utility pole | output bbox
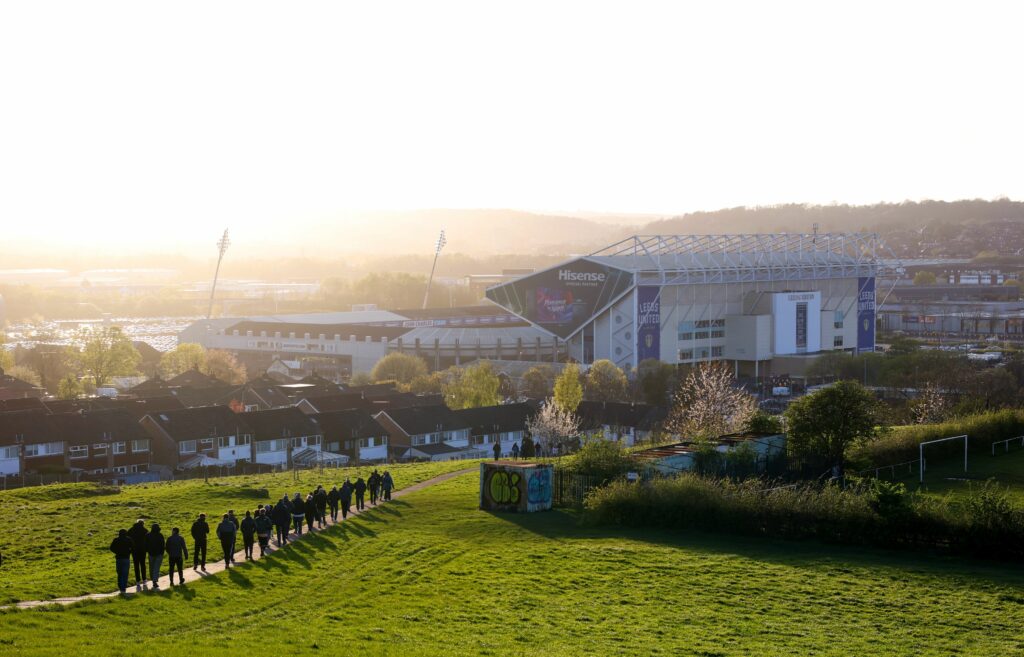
[422,229,446,309]
[207,229,231,319]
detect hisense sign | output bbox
[558,269,607,283]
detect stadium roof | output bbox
[586,233,886,284]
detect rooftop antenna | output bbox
[422,229,446,309]
[207,229,230,319]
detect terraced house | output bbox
[141,405,254,471]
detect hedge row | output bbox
[584,474,1024,560]
[853,409,1024,467]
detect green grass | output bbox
[2,472,1024,656]
[895,446,1024,505]
[0,460,478,603]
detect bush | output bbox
[852,409,1024,467]
[566,440,633,482]
[583,473,1024,560]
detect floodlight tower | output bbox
[206,229,231,319]
[422,229,447,309]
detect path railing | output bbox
[991,435,1024,456]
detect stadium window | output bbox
[834,310,844,329]
[834,335,844,347]
[694,331,709,340]
[678,332,694,341]
[678,350,694,360]
[711,346,724,357]
[711,330,725,339]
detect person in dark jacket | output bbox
[339,478,354,519]
[511,442,520,460]
[145,523,165,589]
[165,527,188,586]
[190,513,209,570]
[327,486,340,522]
[291,493,306,536]
[227,510,240,564]
[493,442,501,460]
[354,477,367,510]
[254,508,274,556]
[304,493,316,531]
[109,529,134,594]
[314,486,328,528]
[127,519,148,586]
[368,470,381,505]
[381,470,394,501]
[216,513,237,568]
[240,511,257,560]
[272,497,291,545]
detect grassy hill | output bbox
[0,460,476,604]
[2,472,1023,656]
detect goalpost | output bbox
[919,434,968,484]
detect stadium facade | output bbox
[486,234,881,376]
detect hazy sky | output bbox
[1,1,1022,251]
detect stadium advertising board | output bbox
[485,259,634,339]
[857,276,876,352]
[636,286,661,361]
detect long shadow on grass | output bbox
[481,509,1024,587]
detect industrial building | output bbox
[179,305,564,378]
[486,233,882,377]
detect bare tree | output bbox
[527,399,581,452]
[667,362,756,440]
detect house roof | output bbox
[0,397,47,413]
[452,402,538,435]
[0,410,55,445]
[378,404,472,436]
[165,369,226,389]
[310,409,388,441]
[0,368,43,398]
[144,405,251,442]
[575,401,665,431]
[48,410,150,446]
[217,381,292,410]
[224,320,412,341]
[240,407,321,441]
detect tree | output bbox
[158,343,207,379]
[784,380,878,474]
[553,363,583,413]
[57,374,84,400]
[74,327,141,386]
[913,270,937,285]
[348,371,373,386]
[444,361,501,410]
[636,359,676,406]
[0,348,12,372]
[406,371,446,394]
[527,399,581,451]
[745,411,783,434]
[667,362,756,439]
[204,349,247,384]
[371,353,428,385]
[584,359,629,402]
[910,382,950,424]
[520,365,554,399]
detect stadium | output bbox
[486,233,883,377]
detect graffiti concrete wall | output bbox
[479,462,553,512]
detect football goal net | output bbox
[919,434,968,484]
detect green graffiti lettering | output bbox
[487,470,521,505]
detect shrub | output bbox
[583,473,1024,560]
[566,439,633,482]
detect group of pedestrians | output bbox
[108,470,395,594]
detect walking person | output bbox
[492,441,501,460]
[511,442,520,460]
[327,485,340,522]
[291,493,306,536]
[254,508,273,557]
[240,511,257,560]
[304,493,316,531]
[368,470,381,505]
[190,513,209,570]
[227,510,240,564]
[127,519,148,587]
[382,470,394,501]
[165,527,188,586]
[340,478,353,520]
[216,513,237,568]
[314,486,328,528]
[354,476,367,511]
[145,523,165,589]
[109,529,134,594]
[273,496,291,545]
